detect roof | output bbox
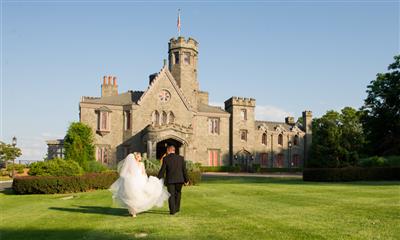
[197,103,229,114]
[255,120,304,132]
[82,91,144,105]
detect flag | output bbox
[177,9,181,36]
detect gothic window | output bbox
[124,111,131,130]
[97,111,110,131]
[184,52,190,64]
[174,52,180,64]
[208,118,220,135]
[152,111,160,126]
[161,111,168,125]
[208,149,221,166]
[276,154,284,168]
[240,109,247,121]
[260,153,268,167]
[294,135,299,145]
[278,134,283,145]
[262,133,267,145]
[168,111,175,124]
[240,130,248,141]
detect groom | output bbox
[157,145,189,215]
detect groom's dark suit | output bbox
[157,153,189,215]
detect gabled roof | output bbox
[81,91,144,105]
[137,66,193,111]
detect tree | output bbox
[0,141,22,168]
[64,122,96,168]
[361,55,400,155]
[308,107,365,168]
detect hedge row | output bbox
[200,166,302,173]
[200,166,241,172]
[12,172,118,194]
[303,167,400,182]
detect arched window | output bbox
[168,112,175,124]
[278,134,283,145]
[152,111,160,126]
[161,111,168,125]
[262,133,267,145]
[294,135,299,145]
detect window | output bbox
[97,112,110,131]
[208,149,221,166]
[208,118,220,135]
[276,154,284,168]
[184,52,190,64]
[260,153,268,167]
[292,154,300,167]
[262,133,267,145]
[174,52,180,64]
[152,111,160,126]
[278,134,283,145]
[294,135,299,145]
[96,146,110,164]
[240,130,248,141]
[240,109,247,121]
[124,111,131,130]
[168,112,175,124]
[161,111,168,125]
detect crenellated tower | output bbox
[168,36,199,108]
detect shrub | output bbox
[358,155,400,167]
[6,164,25,174]
[200,166,239,172]
[82,160,108,173]
[384,155,400,167]
[144,158,202,185]
[303,167,400,182]
[12,172,118,194]
[28,158,83,176]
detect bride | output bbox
[109,152,170,217]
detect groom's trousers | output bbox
[167,183,183,214]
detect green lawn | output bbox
[1,176,399,240]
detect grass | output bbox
[0,176,399,240]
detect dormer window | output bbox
[174,52,180,64]
[184,52,190,64]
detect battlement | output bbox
[224,96,256,108]
[302,110,313,117]
[102,75,118,86]
[169,36,198,53]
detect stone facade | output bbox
[51,36,312,170]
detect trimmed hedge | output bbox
[200,166,241,173]
[12,172,118,194]
[303,167,400,182]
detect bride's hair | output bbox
[132,152,141,161]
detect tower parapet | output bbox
[169,37,198,53]
[224,97,256,109]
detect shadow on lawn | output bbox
[49,205,170,216]
[0,228,178,240]
[202,175,400,186]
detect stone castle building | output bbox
[50,36,312,170]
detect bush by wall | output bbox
[200,165,241,173]
[144,158,202,185]
[303,167,400,182]
[28,158,83,177]
[12,172,118,194]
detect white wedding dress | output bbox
[109,154,170,214]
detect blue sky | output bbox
[1,0,399,160]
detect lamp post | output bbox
[11,136,17,179]
[288,141,292,169]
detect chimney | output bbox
[101,75,119,97]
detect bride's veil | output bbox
[117,153,139,178]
